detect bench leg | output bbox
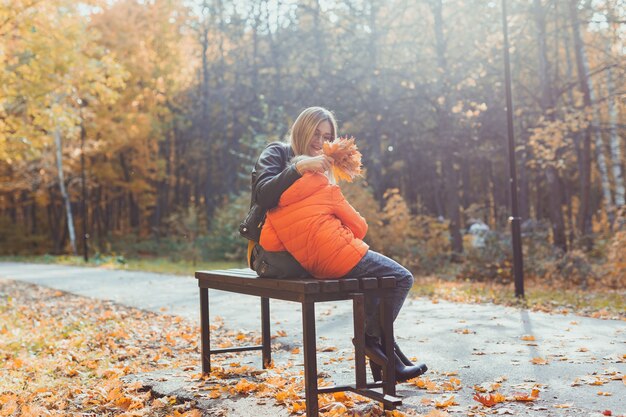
[380,294,396,399]
[352,293,367,389]
[200,287,211,374]
[261,297,271,368]
[302,301,318,417]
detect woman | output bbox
[242,106,427,381]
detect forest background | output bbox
[1,0,625,294]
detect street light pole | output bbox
[80,109,89,262]
[501,0,524,297]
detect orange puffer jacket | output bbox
[259,172,369,279]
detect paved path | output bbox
[1,262,624,416]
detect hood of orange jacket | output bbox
[260,172,369,279]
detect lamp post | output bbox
[501,0,524,297]
[79,102,89,262]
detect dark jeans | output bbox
[343,250,414,338]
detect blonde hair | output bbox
[289,107,338,156]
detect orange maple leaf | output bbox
[323,136,362,182]
[473,392,506,407]
[510,388,540,401]
[232,378,257,394]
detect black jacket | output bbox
[239,142,301,241]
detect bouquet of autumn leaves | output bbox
[322,136,363,182]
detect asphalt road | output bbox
[1,262,624,416]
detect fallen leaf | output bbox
[473,392,506,407]
[510,388,540,401]
[597,391,612,396]
[520,335,536,341]
[554,403,572,408]
[425,410,450,417]
[291,401,306,413]
[435,395,458,408]
[531,357,548,365]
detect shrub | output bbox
[343,182,450,273]
[459,230,514,284]
[0,216,48,255]
[204,193,250,261]
[602,229,626,289]
[543,249,595,289]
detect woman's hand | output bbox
[295,155,334,175]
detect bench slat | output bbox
[196,270,321,294]
[320,280,340,292]
[357,277,379,290]
[378,276,396,288]
[196,270,397,296]
[339,278,359,291]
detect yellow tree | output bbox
[87,0,197,237]
[0,0,126,253]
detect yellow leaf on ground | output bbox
[425,410,450,417]
[521,335,536,341]
[291,401,306,413]
[554,403,573,408]
[435,395,458,408]
[332,392,350,403]
[531,357,548,365]
[232,378,257,394]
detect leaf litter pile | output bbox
[2,278,625,417]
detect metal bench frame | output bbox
[195,268,402,417]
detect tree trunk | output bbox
[533,0,568,249]
[568,0,593,242]
[605,42,625,207]
[366,0,384,200]
[53,128,77,255]
[546,166,568,252]
[431,0,462,255]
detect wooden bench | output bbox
[195,268,402,417]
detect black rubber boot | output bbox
[364,336,428,382]
[394,341,415,366]
[394,341,428,377]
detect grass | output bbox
[412,276,626,319]
[0,254,245,276]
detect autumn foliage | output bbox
[323,136,363,182]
